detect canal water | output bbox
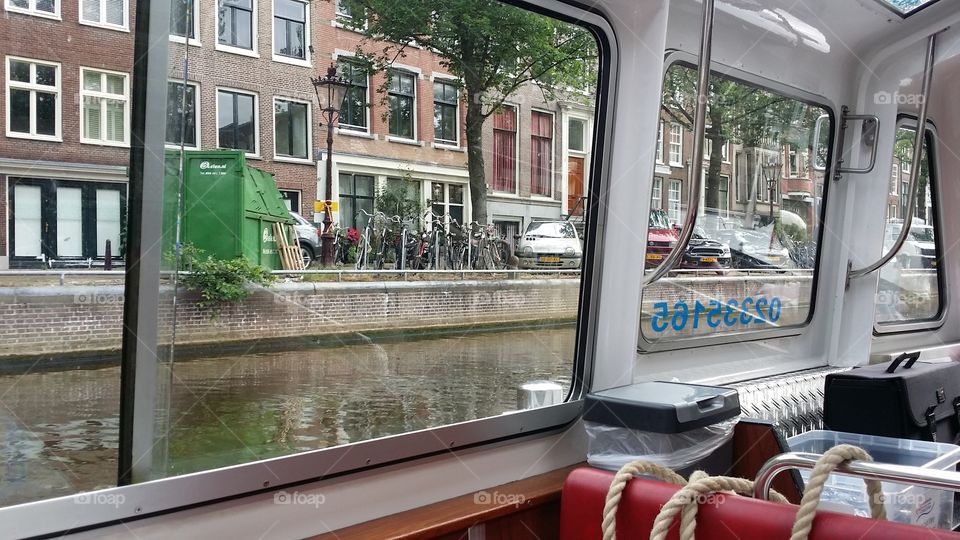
[0,326,574,507]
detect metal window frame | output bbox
[638,50,838,353]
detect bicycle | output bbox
[355,209,378,270]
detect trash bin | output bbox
[788,429,960,529]
[163,150,293,270]
[583,381,740,477]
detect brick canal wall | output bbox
[0,279,581,360]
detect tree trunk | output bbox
[704,111,723,214]
[465,90,488,225]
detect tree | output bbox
[893,126,928,221]
[335,0,598,224]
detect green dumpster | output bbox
[163,150,293,270]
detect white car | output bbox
[516,220,583,269]
[884,220,937,269]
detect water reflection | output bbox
[0,326,573,506]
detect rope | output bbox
[789,444,886,540]
[601,460,687,540]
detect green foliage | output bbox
[776,221,808,244]
[376,173,423,224]
[172,244,277,312]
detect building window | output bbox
[891,163,899,194]
[335,0,350,17]
[81,68,128,145]
[273,0,306,60]
[388,70,416,139]
[337,60,368,131]
[669,123,682,165]
[166,81,198,147]
[901,181,909,214]
[170,0,196,39]
[531,110,553,197]
[274,98,309,160]
[80,0,125,28]
[668,179,681,224]
[217,89,257,154]
[568,118,585,152]
[430,182,464,227]
[651,177,662,210]
[718,175,729,216]
[5,0,58,18]
[6,57,60,140]
[433,80,459,145]
[339,173,375,230]
[492,105,517,193]
[280,190,300,213]
[656,122,664,163]
[787,145,800,177]
[705,137,728,161]
[218,0,254,50]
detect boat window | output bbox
[874,124,942,328]
[641,62,831,344]
[875,0,939,16]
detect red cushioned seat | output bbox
[559,466,960,539]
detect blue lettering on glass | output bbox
[648,296,783,333]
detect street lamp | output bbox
[311,63,350,266]
[761,157,782,223]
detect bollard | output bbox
[104,239,112,271]
[517,381,564,410]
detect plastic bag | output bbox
[584,418,737,472]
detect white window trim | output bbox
[5,56,62,142]
[387,69,419,142]
[271,0,311,67]
[272,96,313,163]
[78,0,128,31]
[79,67,131,147]
[656,122,664,164]
[530,107,556,200]
[215,0,259,57]
[165,79,201,150]
[669,123,683,167]
[492,102,520,196]
[215,87,260,158]
[4,0,60,20]
[668,179,682,223]
[432,77,460,148]
[169,0,201,46]
[891,163,899,195]
[333,52,371,135]
[652,177,662,210]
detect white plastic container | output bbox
[788,430,960,529]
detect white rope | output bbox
[601,460,686,540]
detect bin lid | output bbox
[584,381,741,433]
[244,166,294,222]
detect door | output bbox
[13,185,43,257]
[567,156,584,216]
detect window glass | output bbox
[388,71,416,139]
[217,89,257,153]
[166,81,198,147]
[641,63,830,342]
[5,0,57,16]
[492,105,517,192]
[875,125,940,325]
[80,69,128,145]
[531,111,553,196]
[338,60,368,130]
[218,0,254,49]
[433,80,458,144]
[339,173,375,229]
[81,0,125,27]
[273,0,306,59]
[274,99,308,158]
[170,0,195,38]
[568,118,585,152]
[6,57,60,139]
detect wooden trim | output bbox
[309,465,579,540]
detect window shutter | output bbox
[84,97,102,140]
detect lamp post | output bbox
[311,63,350,266]
[762,158,782,224]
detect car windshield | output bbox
[649,210,672,229]
[526,222,576,239]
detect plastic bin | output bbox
[788,430,960,529]
[583,381,740,477]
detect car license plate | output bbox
[646,253,663,261]
[700,257,717,264]
[768,256,780,262]
[539,256,561,263]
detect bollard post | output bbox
[105,239,113,271]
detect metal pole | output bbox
[321,114,335,266]
[848,34,936,281]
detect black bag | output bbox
[824,352,960,444]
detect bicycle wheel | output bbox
[355,237,368,270]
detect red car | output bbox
[645,209,678,269]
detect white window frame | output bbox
[902,157,911,174]
[530,107,556,199]
[215,0,259,57]
[79,67,130,147]
[272,96,313,163]
[431,74,460,148]
[5,56,62,142]
[4,0,59,19]
[718,174,730,217]
[332,50,371,136]
[271,0,311,67]
[79,0,128,31]
[169,0,201,46]
[890,163,899,194]
[215,87,260,157]
[386,69,419,143]
[655,122,664,164]
[165,79,201,149]
[651,177,662,210]
[669,123,682,166]
[668,179,682,224]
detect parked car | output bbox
[645,209,678,269]
[884,220,937,269]
[681,227,732,270]
[516,220,582,269]
[290,211,321,266]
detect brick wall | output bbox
[0,279,580,359]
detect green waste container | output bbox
[163,150,293,270]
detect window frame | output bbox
[271,0,310,66]
[638,52,837,352]
[656,121,665,164]
[169,0,200,44]
[4,0,59,19]
[668,122,682,166]
[5,56,62,142]
[530,108,555,198]
[272,96,312,163]
[79,67,131,147]
[216,0,258,57]
[873,116,946,335]
[336,57,370,133]
[215,87,260,157]
[79,0,128,30]
[165,80,201,149]
[387,69,418,141]
[491,103,519,195]
[651,176,662,210]
[432,77,460,147]
[338,172,376,230]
